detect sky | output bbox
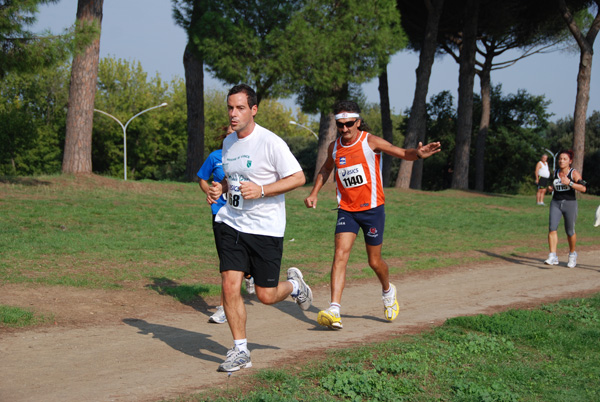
[33,0,600,122]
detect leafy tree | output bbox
[0,0,75,78]
[557,0,600,174]
[282,0,405,181]
[93,57,185,180]
[199,0,303,105]
[465,4,570,191]
[395,0,445,189]
[62,0,103,175]
[0,64,69,175]
[473,85,551,194]
[545,110,600,194]
[172,0,207,182]
[420,90,457,190]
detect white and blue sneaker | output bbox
[208,305,227,324]
[245,276,255,295]
[567,252,577,268]
[544,253,559,266]
[287,267,313,311]
[218,346,252,372]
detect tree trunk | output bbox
[313,111,336,183]
[474,56,492,192]
[451,0,479,190]
[395,0,444,189]
[183,44,205,182]
[378,65,394,187]
[571,50,592,174]
[62,0,103,175]
[558,0,600,175]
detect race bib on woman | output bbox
[553,177,569,192]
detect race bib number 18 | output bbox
[228,175,244,210]
[338,164,367,189]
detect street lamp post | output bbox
[289,120,318,139]
[94,102,168,180]
[544,148,556,173]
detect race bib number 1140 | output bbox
[338,164,367,189]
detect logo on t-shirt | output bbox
[339,157,346,166]
[247,160,252,168]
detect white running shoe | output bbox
[217,346,252,372]
[594,205,600,227]
[544,254,559,266]
[287,267,313,311]
[245,276,255,295]
[567,252,577,268]
[208,305,227,324]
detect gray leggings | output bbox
[549,199,578,236]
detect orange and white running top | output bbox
[333,131,385,212]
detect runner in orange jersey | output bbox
[304,100,441,330]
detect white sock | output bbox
[549,252,557,258]
[329,303,341,314]
[289,279,299,297]
[383,286,393,295]
[234,339,248,352]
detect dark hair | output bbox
[559,149,574,164]
[333,100,361,115]
[333,100,370,132]
[228,84,258,109]
[216,125,230,145]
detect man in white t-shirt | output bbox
[207,84,312,373]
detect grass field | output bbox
[1,175,599,400]
[0,176,600,296]
[1,174,599,296]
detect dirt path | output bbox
[1,249,600,402]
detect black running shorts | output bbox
[214,222,284,288]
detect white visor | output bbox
[335,112,360,120]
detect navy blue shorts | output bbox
[335,205,385,246]
[214,223,283,288]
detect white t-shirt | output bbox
[215,123,302,237]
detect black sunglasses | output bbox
[336,119,358,129]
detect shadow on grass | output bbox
[0,176,51,186]
[123,318,279,363]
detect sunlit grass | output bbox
[1,176,599,297]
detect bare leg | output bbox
[222,270,245,340]
[365,243,390,291]
[254,281,293,305]
[548,231,558,254]
[567,233,577,253]
[330,232,357,304]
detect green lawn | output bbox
[1,175,598,294]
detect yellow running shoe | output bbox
[383,283,399,321]
[317,307,343,330]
